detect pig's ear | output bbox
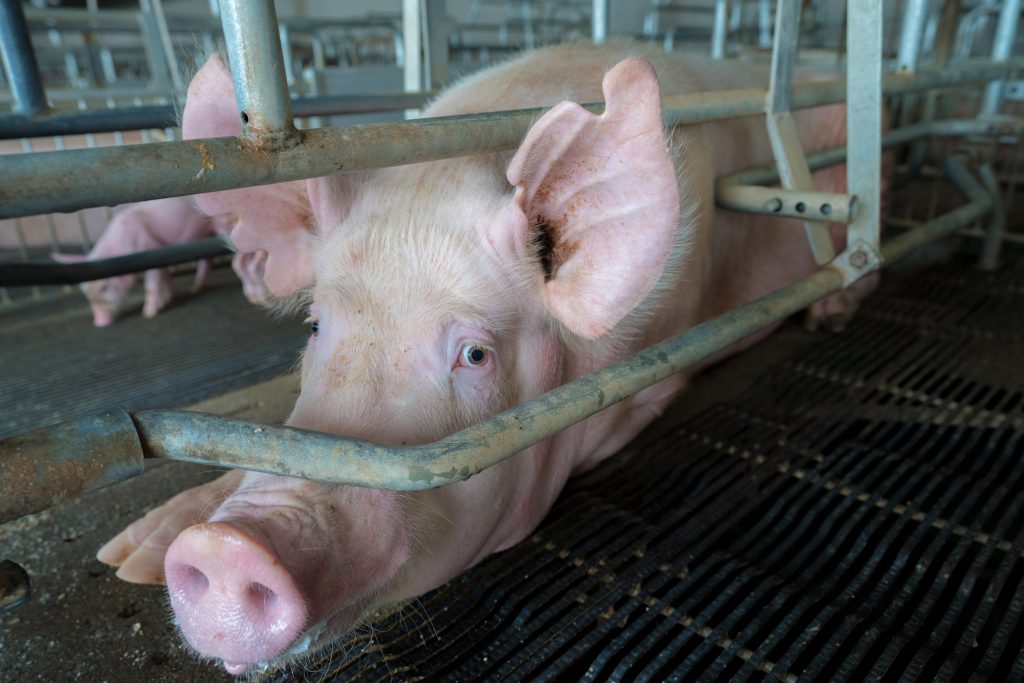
[182,54,318,296]
[506,58,679,339]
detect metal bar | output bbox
[0,93,436,140]
[845,0,884,256]
[0,0,49,116]
[0,410,144,524]
[895,0,929,73]
[0,164,993,515]
[976,164,1005,271]
[147,0,183,92]
[0,61,1012,221]
[592,0,609,44]
[403,0,422,93]
[218,0,295,142]
[0,106,176,139]
[0,238,231,287]
[765,0,834,264]
[981,0,1022,114]
[714,184,852,222]
[711,0,728,59]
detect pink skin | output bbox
[53,201,272,326]
[98,44,881,673]
[54,197,217,326]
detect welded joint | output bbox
[827,239,881,288]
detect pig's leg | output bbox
[191,258,212,293]
[97,470,245,584]
[142,268,175,317]
[805,271,880,333]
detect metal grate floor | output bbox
[0,268,306,439]
[266,245,1024,682]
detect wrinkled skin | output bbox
[98,44,881,674]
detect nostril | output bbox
[247,582,278,610]
[167,563,209,602]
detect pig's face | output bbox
[81,275,135,327]
[290,177,531,443]
[161,52,681,674]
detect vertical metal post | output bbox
[0,0,49,116]
[592,0,609,44]
[981,0,1022,114]
[424,0,449,89]
[758,0,773,50]
[146,0,183,92]
[846,0,883,253]
[895,0,929,72]
[765,0,834,264]
[712,0,729,59]
[403,0,422,94]
[218,0,296,141]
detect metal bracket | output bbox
[765,0,835,266]
[828,239,881,288]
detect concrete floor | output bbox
[0,307,821,682]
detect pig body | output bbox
[54,197,227,326]
[55,198,274,326]
[97,44,878,674]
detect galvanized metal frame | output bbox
[764,0,836,265]
[0,2,1019,521]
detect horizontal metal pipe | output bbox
[0,237,230,286]
[719,118,1024,189]
[716,184,854,222]
[0,93,434,140]
[0,164,992,515]
[0,61,1012,220]
[0,411,144,524]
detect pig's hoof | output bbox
[97,470,244,584]
[805,291,858,334]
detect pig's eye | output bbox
[304,317,319,337]
[459,343,490,367]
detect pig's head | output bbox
[166,53,680,674]
[52,252,135,327]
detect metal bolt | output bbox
[849,250,868,269]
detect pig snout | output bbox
[164,522,308,674]
[161,480,414,674]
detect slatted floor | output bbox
[0,268,306,440]
[264,245,1024,682]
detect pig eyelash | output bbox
[304,316,320,337]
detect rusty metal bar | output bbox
[0,411,144,523]
[218,0,296,143]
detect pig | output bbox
[52,197,226,326]
[95,43,880,674]
[53,198,274,326]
